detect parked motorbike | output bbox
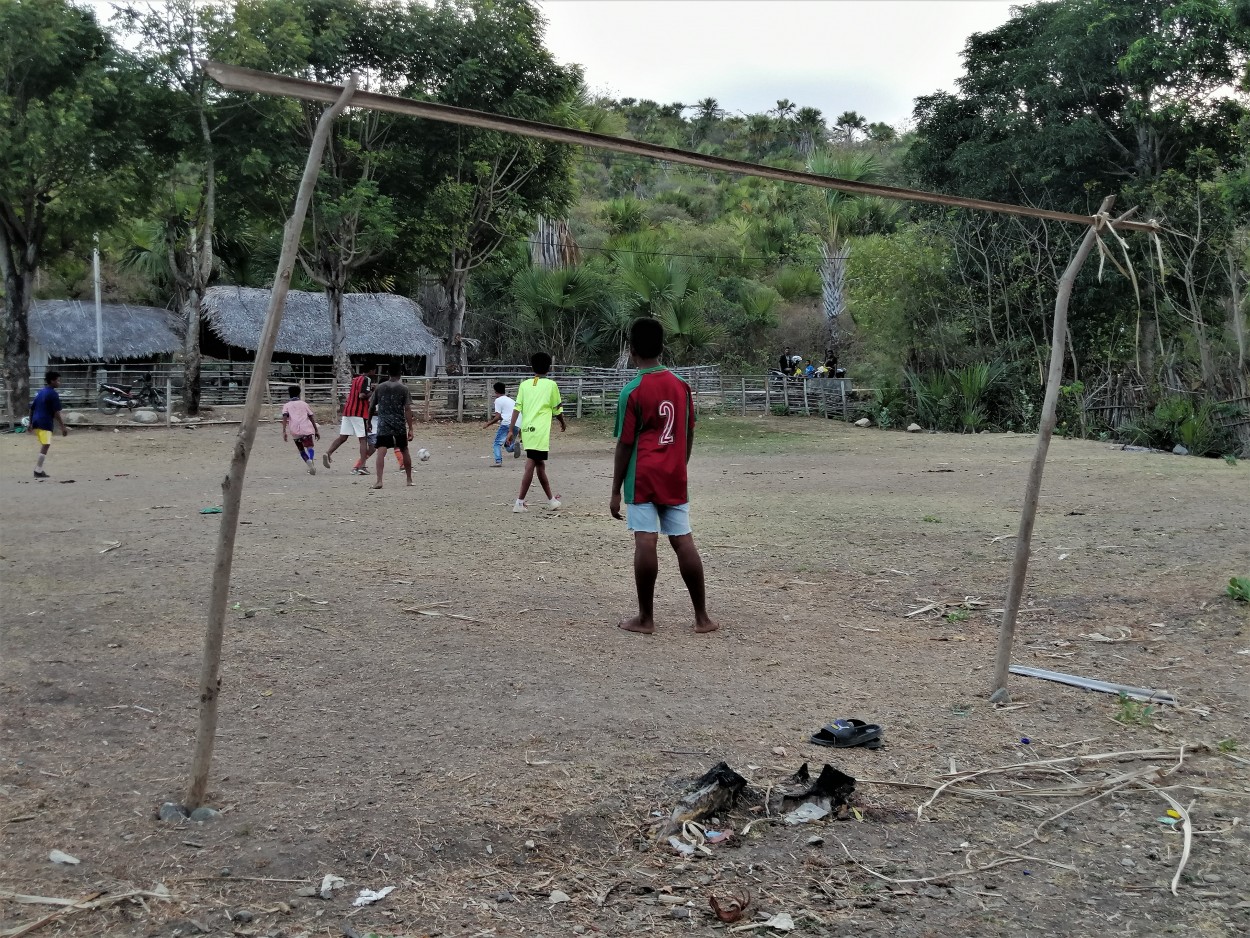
[98,377,164,414]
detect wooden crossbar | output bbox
[204,62,1159,234]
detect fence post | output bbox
[166,378,173,428]
[577,377,584,419]
[740,377,747,416]
[456,376,464,423]
[781,376,788,415]
[802,379,810,416]
[764,376,771,414]
[841,380,849,422]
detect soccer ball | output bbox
[417,448,431,462]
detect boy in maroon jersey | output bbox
[322,362,377,472]
[610,318,717,635]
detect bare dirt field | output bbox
[2,413,1248,938]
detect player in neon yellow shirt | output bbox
[506,351,566,512]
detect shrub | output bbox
[1120,396,1241,457]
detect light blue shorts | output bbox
[626,502,692,537]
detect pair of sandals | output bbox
[809,718,884,750]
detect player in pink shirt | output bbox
[281,385,321,475]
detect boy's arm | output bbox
[405,395,415,439]
[553,382,566,431]
[310,411,320,439]
[609,439,631,519]
[55,410,67,436]
[485,412,500,428]
[282,412,290,440]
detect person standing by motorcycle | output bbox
[321,363,377,471]
[30,371,68,479]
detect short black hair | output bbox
[628,317,664,359]
[45,370,60,385]
[531,352,553,374]
[387,362,402,378]
[493,381,506,394]
[287,385,301,398]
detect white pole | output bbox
[93,233,103,360]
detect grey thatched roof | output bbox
[203,286,439,357]
[30,300,182,361]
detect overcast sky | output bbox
[536,0,1020,127]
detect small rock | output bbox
[48,849,80,865]
[1172,444,1189,456]
[923,886,945,899]
[158,802,189,823]
[189,806,221,823]
[906,423,922,433]
[572,927,586,935]
[1203,873,1223,884]
[169,415,181,424]
[524,840,536,850]
[854,417,871,427]
[295,886,318,898]
[492,891,516,903]
[231,910,254,923]
[219,867,232,877]
[62,411,89,425]
[549,889,571,904]
[131,409,160,424]
[670,907,691,920]
[1121,858,1136,869]
[806,835,825,847]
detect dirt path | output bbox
[2,416,1247,937]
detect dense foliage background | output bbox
[2,0,1247,449]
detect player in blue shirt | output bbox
[29,371,67,479]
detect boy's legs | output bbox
[397,442,413,485]
[373,446,388,488]
[619,532,660,634]
[492,425,507,465]
[34,430,52,476]
[517,459,535,500]
[534,462,554,500]
[669,533,717,632]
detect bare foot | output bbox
[371,484,383,490]
[693,617,720,634]
[406,480,415,486]
[618,616,655,635]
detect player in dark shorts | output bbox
[369,363,414,489]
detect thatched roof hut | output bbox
[202,287,441,366]
[29,300,182,368]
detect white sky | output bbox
[537,0,1020,127]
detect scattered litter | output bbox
[778,762,857,817]
[1009,666,1177,705]
[1080,626,1131,643]
[660,762,747,836]
[770,746,786,756]
[806,835,824,846]
[48,850,79,865]
[667,836,697,857]
[99,541,122,554]
[706,829,734,844]
[548,889,571,904]
[709,889,752,923]
[319,874,345,899]
[198,507,222,514]
[750,912,796,932]
[783,802,828,825]
[352,886,396,907]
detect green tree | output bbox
[0,0,147,413]
[834,110,867,144]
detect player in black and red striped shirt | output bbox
[322,363,377,472]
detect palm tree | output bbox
[805,150,880,347]
[745,113,775,158]
[772,98,795,121]
[866,121,896,143]
[793,107,825,155]
[511,264,620,363]
[691,96,722,144]
[835,110,867,144]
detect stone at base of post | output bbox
[989,687,1011,704]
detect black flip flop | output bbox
[809,719,883,749]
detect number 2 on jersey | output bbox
[658,400,676,445]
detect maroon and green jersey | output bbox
[615,366,694,506]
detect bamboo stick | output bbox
[990,195,1117,703]
[202,62,1158,234]
[184,77,357,809]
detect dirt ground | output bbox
[2,413,1248,938]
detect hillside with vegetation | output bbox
[3,0,1247,449]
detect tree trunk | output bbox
[183,113,216,416]
[445,260,469,373]
[820,240,848,350]
[0,224,34,416]
[328,281,351,409]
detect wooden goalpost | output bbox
[180,62,1158,809]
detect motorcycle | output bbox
[98,377,165,414]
